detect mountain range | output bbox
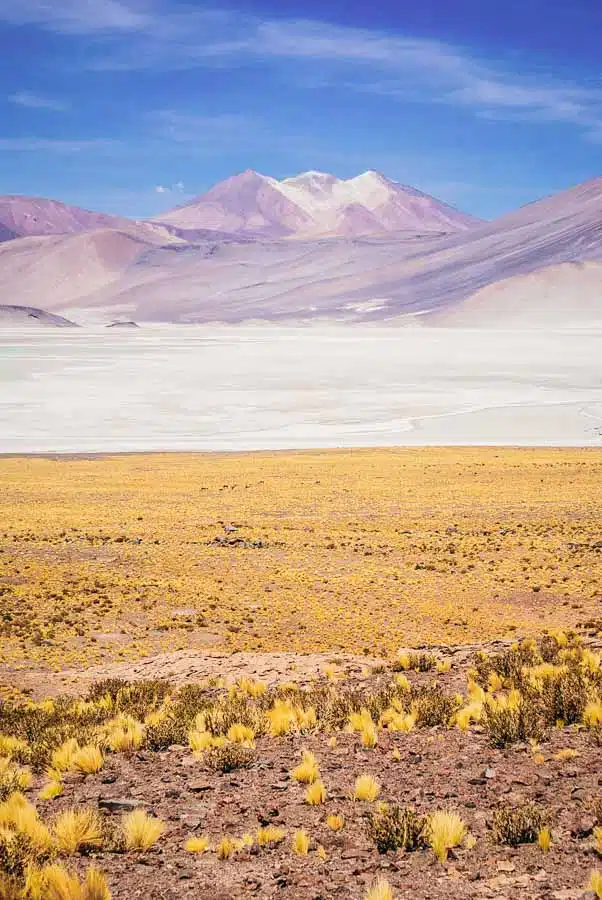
[1,169,601,326]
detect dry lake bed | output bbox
[0,323,601,452]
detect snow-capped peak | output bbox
[282,170,340,184]
[157,167,480,237]
[353,170,391,184]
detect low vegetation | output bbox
[0,629,597,895]
[1,449,601,677]
[0,450,601,897]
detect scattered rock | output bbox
[98,797,147,812]
[187,780,213,793]
[497,861,516,873]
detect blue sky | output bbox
[1,0,601,219]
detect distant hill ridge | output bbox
[0,171,601,327]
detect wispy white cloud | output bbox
[8,90,70,111]
[0,0,152,33]
[2,0,602,140]
[0,137,120,152]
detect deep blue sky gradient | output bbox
[1,0,601,219]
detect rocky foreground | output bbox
[1,633,601,899]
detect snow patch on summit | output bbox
[272,171,393,226]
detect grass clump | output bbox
[37,863,112,900]
[305,780,326,805]
[104,716,144,753]
[292,829,310,855]
[184,835,210,853]
[291,750,320,784]
[53,808,103,855]
[226,724,255,746]
[215,836,236,860]
[71,746,103,776]
[426,810,468,862]
[538,827,552,852]
[590,871,602,899]
[121,809,164,851]
[39,780,65,801]
[367,805,426,853]
[353,775,381,802]
[256,825,286,848]
[364,878,394,900]
[326,814,344,832]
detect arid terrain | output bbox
[0,449,601,899]
[2,171,602,327]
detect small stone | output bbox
[98,798,146,812]
[341,849,370,860]
[497,861,516,873]
[188,781,213,793]
[271,781,289,791]
[484,767,496,779]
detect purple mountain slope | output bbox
[1,172,601,326]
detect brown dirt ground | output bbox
[25,643,602,900]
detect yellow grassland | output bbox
[0,448,600,674]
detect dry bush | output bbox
[472,640,541,689]
[482,693,543,747]
[367,805,427,853]
[538,663,590,726]
[143,715,187,751]
[0,827,53,878]
[88,679,171,722]
[392,651,437,673]
[203,695,267,739]
[490,803,545,846]
[410,686,458,728]
[0,758,32,802]
[204,742,255,773]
